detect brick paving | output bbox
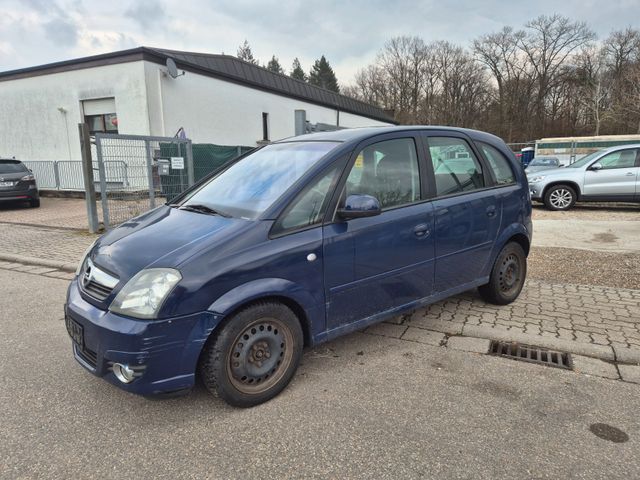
[365,279,640,364]
[0,223,95,268]
[0,197,101,230]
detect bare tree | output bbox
[518,15,595,135]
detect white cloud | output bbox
[0,0,638,83]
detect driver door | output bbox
[323,134,435,332]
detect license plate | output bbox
[0,181,13,187]
[65,315,84,347]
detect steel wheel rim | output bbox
[227,317,294,395]
[498,253,522,295]
[550,189,572,209]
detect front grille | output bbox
[75,344,98,369]
[83,279,113,301]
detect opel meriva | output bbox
[65,127,532,407]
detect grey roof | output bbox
[0,47,394,124]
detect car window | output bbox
[597,149,638,170]
[0,161,28,174]
[180,141,338,219]
[477,142,516,185]
[273,164,341,234]
[428,137,485,195]
[344,138,421,210]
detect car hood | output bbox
[527,166,577,178]
[525,166,558,174]
[91,205,254,281]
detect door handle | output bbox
[413,224,430,238]
[486,206,497,218]
[625,172,635,176]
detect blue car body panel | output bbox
[65,126,532,396]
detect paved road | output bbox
[1,269,639,479]
[532,219,640,253]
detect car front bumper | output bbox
[65,278,223,396]
[528,183,543,201]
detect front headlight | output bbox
[109,268,182,319]
[527,175,546,183]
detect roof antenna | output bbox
[165,58,185,79]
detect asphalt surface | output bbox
[2,269,639,479]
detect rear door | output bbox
[583,148,639,200]
[323,134,435,330]
[422,132,501,293]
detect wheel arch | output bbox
[542,180,581,200]
[206,278,319,348]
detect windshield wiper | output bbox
[179,204,231,218]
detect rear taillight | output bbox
[20,174,35,181]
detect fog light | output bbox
[112,363,135,383]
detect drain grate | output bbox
[488,341,573,370]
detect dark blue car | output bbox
[65,127,532,407]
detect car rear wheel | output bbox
[199,301,303,408]
[544,184,576,211]
[478,242,527,305]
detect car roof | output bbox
[0,159,23,163]
[275,125,506,145]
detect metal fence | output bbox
[94,133,193,228]
[23,160,129,191]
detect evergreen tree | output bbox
[266,55,284,74]
[308,55,340,92]
[290,57,307,81]
[236,40,259,65]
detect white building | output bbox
[0,47,394,162]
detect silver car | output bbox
[528,144,640,210]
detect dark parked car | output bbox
[65,126,532,407]
[524,156,560,174]
[0,159,39,207]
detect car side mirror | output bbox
[590,163,603,171]
[337,194,381,220]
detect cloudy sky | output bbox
[1,0,639,85]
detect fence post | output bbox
[186,139,195,187]
[53,161,61,190]
[144,139,156,209]
[78,123,99,233]
[95,134,110,229]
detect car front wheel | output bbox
[478,242,527,305]
[199,301,303,408]
[544,184,576,211]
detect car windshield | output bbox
[179,141,339,219]
[0,161,28,174]
[567,151,601,168]
[529,158,557,166]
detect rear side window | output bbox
[0,161,28,174]
[477,142,516,185]
[428,137,484,196]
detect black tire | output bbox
[199,301,303,408]
[30,199,40,208]
[479,242,527,305]
[543,184,576,211]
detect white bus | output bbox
[535,134,640,166]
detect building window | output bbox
[85,113,118,135]
[262,112,269,141]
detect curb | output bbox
[0,253,77,273]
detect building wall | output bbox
[143,61,391,145]
[0,62,150,161]
[0,59,391,162]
